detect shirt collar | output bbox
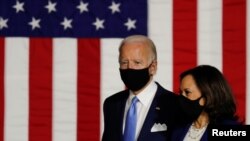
[129,80,157,106]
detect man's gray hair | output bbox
[118,35,157,61]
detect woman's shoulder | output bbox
[214,117,243,125]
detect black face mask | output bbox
[178,94,204,121]
[119,67,150,91]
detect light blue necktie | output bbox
[123,96,139,141]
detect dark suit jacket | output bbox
[170,119,242,141]
[102,82,179,141]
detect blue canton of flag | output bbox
[0,0,147,37]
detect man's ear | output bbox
[149,60,157,75]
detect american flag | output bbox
[0,0,249,141]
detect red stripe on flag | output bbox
[173,0,197,92]
[0,38,4,141]
[29,38,53,141]
[77,39,100,141]
[223,0,246,122]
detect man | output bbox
[102,35,178,141]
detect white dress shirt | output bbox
[123,80,157,141]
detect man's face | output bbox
[119,42,150,70]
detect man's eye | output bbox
[120,62,128,65]
[134,61,141,65]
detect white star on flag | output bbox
[61,17,73,30]
[92,18,105,30]
[108,1,121,14]
[124,18,136,30]
[45,1,57,13]
[28,17,41,30]
[12,0,25,13]
[77,1,89,13]
[0,17,8,30]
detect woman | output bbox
[171,65,242,141]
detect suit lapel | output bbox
[137,85,162,140]
[117,90,129,140]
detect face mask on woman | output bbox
[178,94,205,121]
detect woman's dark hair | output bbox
[180,65,239,124]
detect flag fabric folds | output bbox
[0,0,249,141]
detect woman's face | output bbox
[180,74,205,106]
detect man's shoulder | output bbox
[155,82,177,97]
[154,82,179,111]
[104,89,129,103]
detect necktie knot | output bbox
[131,96,138,107]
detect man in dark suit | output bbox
[102,35,178,141]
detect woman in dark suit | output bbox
[171,65,242,141]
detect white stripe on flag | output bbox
[5,38,29,141]
[247,0,250,124]
[149,0,173,90]
[100,38,124,136]
[197,0,222,70]
[53,38,77,141]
